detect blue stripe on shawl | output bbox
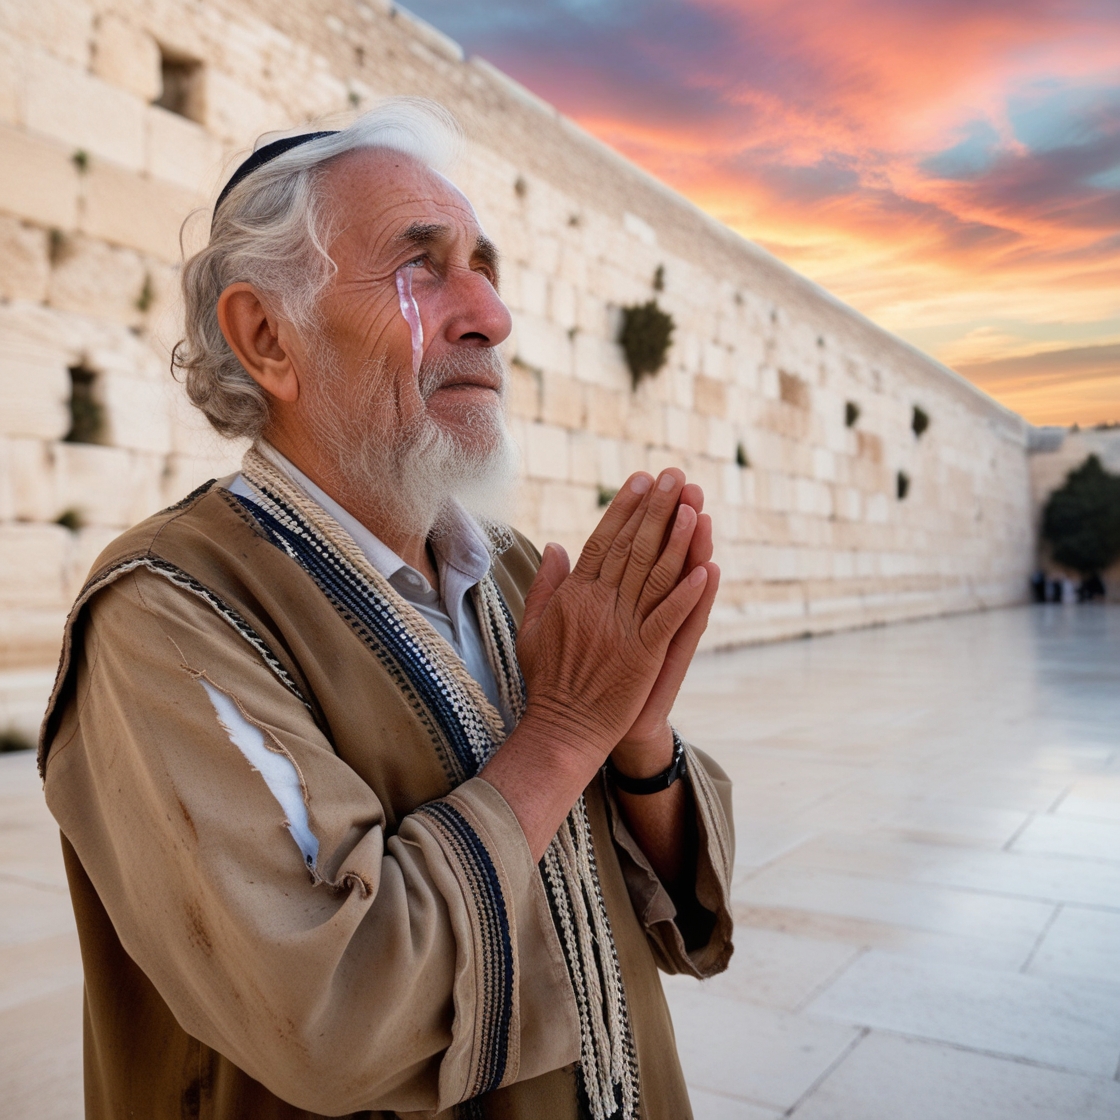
[232,492,485,778]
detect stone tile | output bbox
[664,927,860,1012]
[689,1088,783,1120]
[734,866,1054,956]
[780,833,1120,910]
[807,950,1120,1076]
[1027,906,1120,984]
[0,931,82,1014]
[793,1032,1120,1120]
[0,880,75,946]
[0,983,83,1120]
[1012,815,1120,863]
[664,984,861,1111]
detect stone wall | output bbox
[0,0,1035,733]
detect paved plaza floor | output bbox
[2,603,1119,1118]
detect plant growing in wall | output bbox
[912,405,930,437]
[1042,454,1120,576]
[736,442,750,468]
[618,300,675,389]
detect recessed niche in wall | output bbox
[845,401,860,428]
[736,441,750,468]
[155,49,204,122]
[912,405,930,438]
[778,370,810,409]
[896,470,910,500]
[64,366,104,445]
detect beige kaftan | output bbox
[40,476,734,1119]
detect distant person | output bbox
[1030,570,1047,602]
[37,101,733,1120]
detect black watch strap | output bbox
[606,730,687,795]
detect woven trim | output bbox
[85,556,309,708]
[416,801,515,1097]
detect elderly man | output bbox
[39,100,733,1120]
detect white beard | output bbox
[301,342,520,543]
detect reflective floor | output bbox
[1,604,1118,1118]
[667,603,1120,1119]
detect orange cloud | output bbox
[408,0,1120,423]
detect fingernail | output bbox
[676,504,695,528]
[689,566,708,586]
[658,472,676,491]
[630,474,652,494]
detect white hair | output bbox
[173,97,463,439]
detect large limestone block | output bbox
[146,106,225,193]
[541,372,585,429]
[5,436,54,521]
[82,161,199,260]
[161,445,247,503]
[0,341,69,440]
[0,0,94,69]
[63,524,125,598]
[100,371,173,454]
[567,430,598,487]
[693,374,726,418]
[0,523,68,609]
[24,50,146,171]
[52,444,163,528]
[0,606,67,669]
[0,32,20,125]
[0,123,80,229]
[47,234,146,326]
[92,13,161,102]
[521,421,570,482]
[0,215,49,302]
[203,71,285,145]
[512,312,570,378]
[584,386,625,439]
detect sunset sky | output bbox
[405,0,1120,427]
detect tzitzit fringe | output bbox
[240,447,639,1120]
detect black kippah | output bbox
[211,130,340,227]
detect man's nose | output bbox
[442,268,513,348]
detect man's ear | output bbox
[216,283,300,403]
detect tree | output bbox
[1041,454,1120,576]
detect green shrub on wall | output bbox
[618,300,675,389]
[1042,454,1120,576]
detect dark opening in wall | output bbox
[736,441,750,468]
[912,405,930,438]
[845,400,860,428]
[65,366,104,445]
[155,50,203,121]
[896,470,910,500]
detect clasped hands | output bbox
[482,468,719,860]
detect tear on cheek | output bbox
[200,679,320,870]
[395,267,424,376]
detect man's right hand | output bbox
[480,469,712,859]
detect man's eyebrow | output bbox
[394,221,449,248]
[474,233,500,274]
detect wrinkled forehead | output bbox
[320,147,481,253]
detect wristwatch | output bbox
[606,729,688,795]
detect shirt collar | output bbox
[254,441,493,604]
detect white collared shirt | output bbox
[228,446,511,729]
